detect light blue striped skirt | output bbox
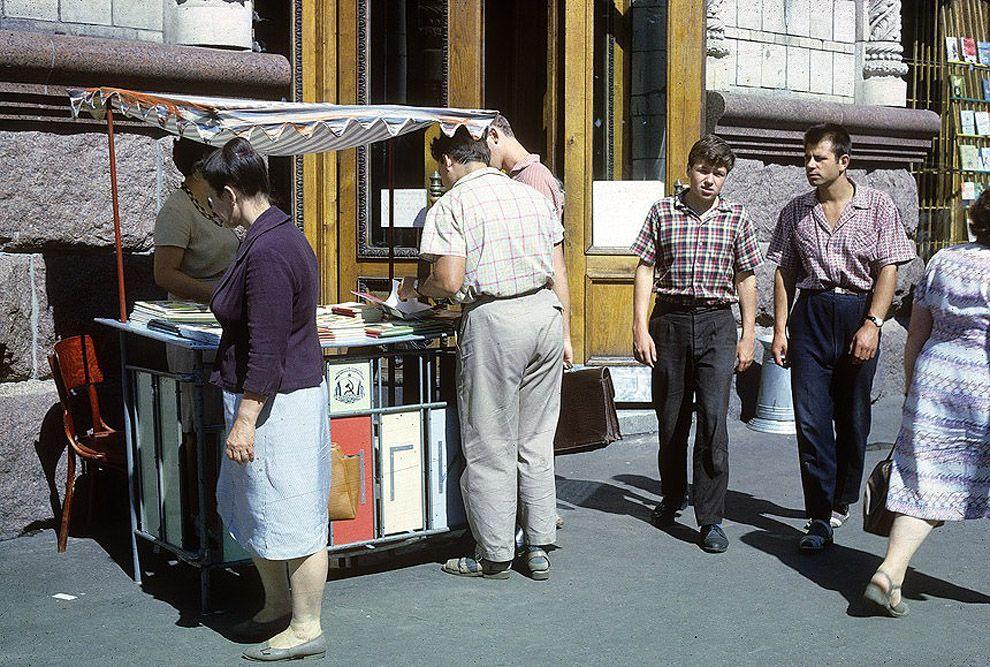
[217,381,331,560]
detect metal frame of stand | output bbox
[105,321,460,613]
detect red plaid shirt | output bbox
[630,193,763,305]
[767,182,916,292]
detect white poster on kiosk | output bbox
[380,411,424,535]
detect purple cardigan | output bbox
[210,206,323,396]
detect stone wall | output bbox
[0,129,176,540]
[1,0,165,43]
[708,0,859,103]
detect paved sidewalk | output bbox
[2,397,989,665]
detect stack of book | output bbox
[327,301,383,322]
[129,300,222,345]
[130,300,218,325]
[364,323,416,339]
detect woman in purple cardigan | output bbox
[203,138,330,661]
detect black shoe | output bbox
[699,524,728,553]
[650,499,683,527]
[799,519,834,552]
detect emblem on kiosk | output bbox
[333,367,366,405]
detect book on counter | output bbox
[976,111,990,136]
[947,36,961,62]
[960,144,982,171]
[963,37,979,63]
[951,75,965,98]
[979,41,990,66]
[130,300,218,325]
[364,323,415,338]
[961,109,977,135]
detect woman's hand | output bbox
[226,416,256,464]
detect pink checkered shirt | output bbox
[420,167,564,303]
[766,182,916,292]
[509,154,565,221]
[630,192,763,306]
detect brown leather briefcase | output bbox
[553,367,622,455]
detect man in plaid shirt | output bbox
[631,135,762,553]
[767,123,916,552]
[398,126,567,581]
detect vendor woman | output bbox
[154,138,240,301]
[153,138,240,547]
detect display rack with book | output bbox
[916,2,990,257]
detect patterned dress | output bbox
[887,243,990,521]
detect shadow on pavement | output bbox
[556,472,990,616]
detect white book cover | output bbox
[980,147,990,171]
[961,109,977,135]
[946,36,961,61]
[962,181,977,201]
[976,111,990,136]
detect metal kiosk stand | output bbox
[69,87,500,611]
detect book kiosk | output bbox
[70,87,495,611]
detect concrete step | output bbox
[618,409,657,437]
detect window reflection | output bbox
[365,0,446,255]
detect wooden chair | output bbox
[48,335,126,552]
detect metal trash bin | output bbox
[747,334,797,435]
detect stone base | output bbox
[0,380,63,540]
[860,76,908,108]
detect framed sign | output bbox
[328,360,372,415]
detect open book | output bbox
[352,279,434,320]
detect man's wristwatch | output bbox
[864,314,883,328]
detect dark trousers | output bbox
[649,303,737,526]
[789,290,879,521]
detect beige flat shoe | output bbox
[863,571,909,618]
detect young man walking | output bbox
[631,135,762,553]
[767,123,916,552]
[400,126,568,580]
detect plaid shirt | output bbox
[630,192,763,305]
[767,182,916,292]
[420,167,563,303]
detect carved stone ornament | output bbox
[864,0,909,79]
[706,0,730,59]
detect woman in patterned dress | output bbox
[863,191,990,617]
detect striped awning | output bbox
[67,87,499,156]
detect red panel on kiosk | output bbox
[330,416,375,546]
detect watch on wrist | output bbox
[864,314,883,328]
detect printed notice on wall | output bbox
[591,180,665,251]
[380,189,428,228]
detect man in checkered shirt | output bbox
[767,123,916,552]
[398,126,567,581]
[631,135,762,554]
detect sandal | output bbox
[523,546,551,581]
[863,570,909,618]
[441,555,511,580]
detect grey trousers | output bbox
[457,288,564,562]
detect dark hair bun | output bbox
[200,137,270,198]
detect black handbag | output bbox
[553,367,622,455]
[863,446,896,537]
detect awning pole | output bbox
[106,106,128,323]
[387,140,395,283]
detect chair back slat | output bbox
[53,335,104,391]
